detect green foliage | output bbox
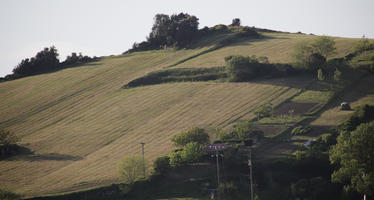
[291,126,312,136]
[180,142,206,163]
[12,46,60,76]
[0,189,20,200]
[61,52,97,66]
[234,120,253,140]
[123,67,227,88]
[311,36,336,58]
[226,55,259,81]
[169,150,183,167]
[153,156,171,175]
[353,37,374,53]
[339,104,374,132]
[330,121,374,195]
[117,155,146,184]
[171,127,209,147]
[293,36,335,70]
[317,68,325,81]
[226,55,295,82]
[0,130,18,146]
[254,102,273,120]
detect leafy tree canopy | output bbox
[171,127,209,147]
[330,121,374,195]
[117,155,146,184]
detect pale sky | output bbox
[1,0,373,77]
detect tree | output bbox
[311,36,336,58]
[235,120,253,140]
[171,127,209,147]
[330,121,374,197]
[117,155,146,184]
[180,142,206,163]
[12,46,59,75]
[293,37,335,70]
[230,18,241,26]
[354,37,374,53]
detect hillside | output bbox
[0,31,372,197]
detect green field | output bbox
[0,31,370,197]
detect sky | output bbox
[1,0,373,77]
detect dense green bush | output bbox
[226,55,296,82]
[153,156,171,175]
[171,127,209,147]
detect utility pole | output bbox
[140,142,145,177]
[248,147,254,200]
[216,150,220,200]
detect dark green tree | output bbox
[230,18,241,26]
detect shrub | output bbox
[226,55,259,81]
[0,189,20,200]
[153,156,170,175]
[339,104,374,132]
[171,127,209,147]
[291,126,312,135]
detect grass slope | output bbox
[0,32,365,197]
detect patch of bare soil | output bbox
[274,102,318,115]
[304,125,333,137]
[254,125,286,137]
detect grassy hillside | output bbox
[0,31,366,197]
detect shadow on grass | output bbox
[4,149,83,162]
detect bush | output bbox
[291,126,312,135]
[153,156,170,175]
[0,189,20,200]
[226,55,296,82]
[171,127,209,147]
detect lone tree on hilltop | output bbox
[231,18,241,26]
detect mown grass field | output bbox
[174,32,361,68]
[0,31,367,197]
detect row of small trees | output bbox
[2,47,97,81]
